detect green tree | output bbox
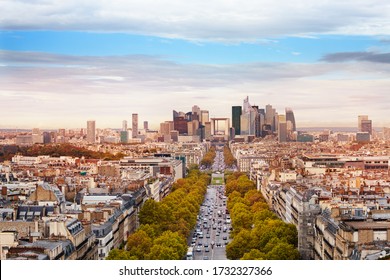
[241,249,266,260]
[106,249,135,260]
[231,208,253,234]
[146,231,187,260]
[265,242,300,260]
[226,229,253,260]
[252,209,279,225]
[251,201,269,213]
[126,230,153,259]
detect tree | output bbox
[138,199,161,225]
[231,208,253,234]
[252,209,278,225]
[126,230,153,259]
[226,229,253,260]
[251,201,270,213]
[146,231,187,260]
[106,249,134,260]
[241,249,266,260]
[244,190,265,206]
[265,242,300,260]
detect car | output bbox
[216,232,220,236]
[203,256,209,260]
[198,241,203,246]
[204,243,209,247]
[216,242,222,247]
[224,240,229,245]
[205,247,210,252]
[196,246,202,252]
[223,236,227,240]
[206,234,210,238]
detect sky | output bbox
[1,0,390,129]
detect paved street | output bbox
[189,149,232,260]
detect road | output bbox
[191,184,232,260]
[189,149,232,260]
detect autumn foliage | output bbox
[225,173,300,260]
[107,169,209,260]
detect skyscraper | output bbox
[232,106,242,135]
[122,120,128,131]
[278,115,287,142]
[204,122,212,140]
[173,110,188,135]
[285,108,296,131]
[361,119,373,135]
[132,114,138,138]
[358,115,368,132]
[200,110,209,125]
[192,105,201,119]
[240,97,257,135]
[143,121,148,130]
[87,120,96,143]
[265,104,277,131]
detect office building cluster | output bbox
[231,96,296,142]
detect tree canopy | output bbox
[107,168,209,260]
[225,173,300,260]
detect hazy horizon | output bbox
[1,1,390,129]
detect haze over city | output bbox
[1,0,390,129]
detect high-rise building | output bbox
[32,128,43,144]
[356,132,370,143]
[187,119,199,136]
[232,106,242,135]
[285,108,296,131]
[170,130,179,142]
[361,119,372,135]
[278,115,287,142]
[132,114,138,138]
[43,131,51,144]
[265,104,274,127]
[87,120,96,143]
[122,120,128,131]
[160,121,174,136]
[200,110,209,125]
[358,115,368,132]
[252,106,262,137]
[144,121,148,130]
[204,122,212,140]
[160,122,170,136]
[240,97,258,135]
[120,131,128,143]
[278,122,288,142]
[192,105,201,120]
[240,97,257,135]
[173,110,189,135]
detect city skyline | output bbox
[1,1,390,129]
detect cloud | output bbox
[321,51,390,63]
[1,0,390,42]
[1,50,390,128]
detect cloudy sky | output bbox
[1,0,390,129]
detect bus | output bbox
[186,247,194,260]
